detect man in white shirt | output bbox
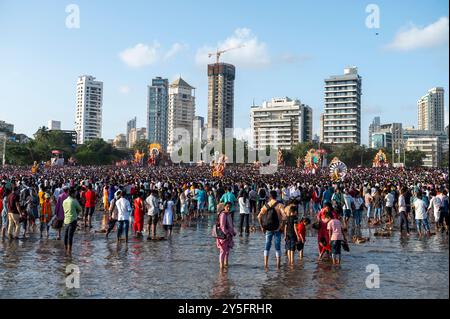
[115,191,132,243]
[384,190,395,225]
[414,190,431,239]
[427,190,442,232]
[145,190,160,240]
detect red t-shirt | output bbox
[296,222,306,241]
[85,190,97,208]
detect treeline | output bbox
[5,127,129,166]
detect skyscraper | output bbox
[126,117,137,148]
[368,116,380,147]
[250,97,312,150]
[322,67,362,145]
[147,77,169,151]
[418,87,445,132]
[75,75,103,144]
[167,77,195,153]
[207,63,235,141]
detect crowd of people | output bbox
[0,164,448,269]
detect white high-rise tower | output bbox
[75,75,103,144]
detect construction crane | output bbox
[208,44,245,64]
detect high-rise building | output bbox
[167,77,195,153]
[322,67,362,145]
[368,117,380,147]
[319,113,324,143]
[147,77,169,151]
[418,87,445,132]
[113,134,127,150]
[193,116,205,143]
[380,123,403,152]
[75,75,103,144]
[128,127,147,148]
[300,104,313,142]
[250,97,312,150]
[126,117,137,148]
[371,132,392,149]
[403,128,448,167]
[207,63,235,141]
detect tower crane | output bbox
[208,44,245,64]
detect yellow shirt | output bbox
[39,190,45,206]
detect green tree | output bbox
[405,150,425,167]
[74,139,127,165]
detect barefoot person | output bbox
[40,193,52,238]
[258,190,286,269]
[115,190,132,243]
[54,187,69,240]
[295,217,310,259]
[327,214,347,265]
[62,187,82,256]
[414,190,431,239]
[216,202,236,270]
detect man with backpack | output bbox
[257,190,286,269]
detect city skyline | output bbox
[0,0,448,146]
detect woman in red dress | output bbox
[133,192,145,238]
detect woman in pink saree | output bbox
[216,202,236,270]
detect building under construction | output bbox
[207,63,235,141]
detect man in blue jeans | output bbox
[258,190,286,269]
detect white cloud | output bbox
[119,85,130,94]
[119,43,161,68]
[386,17,449,51]
[164,43,187,61]
[279,53,312,64]
[195,28,270,68]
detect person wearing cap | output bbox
[40,193,52,238]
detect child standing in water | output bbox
[327,215,347,265]
[40,193,52,238]
[295,217,310,259]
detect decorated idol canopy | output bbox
[329,157,348,182]
[373,150,389,168]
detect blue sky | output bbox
[0,0,448,145]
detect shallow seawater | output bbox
[0,213,448,299]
